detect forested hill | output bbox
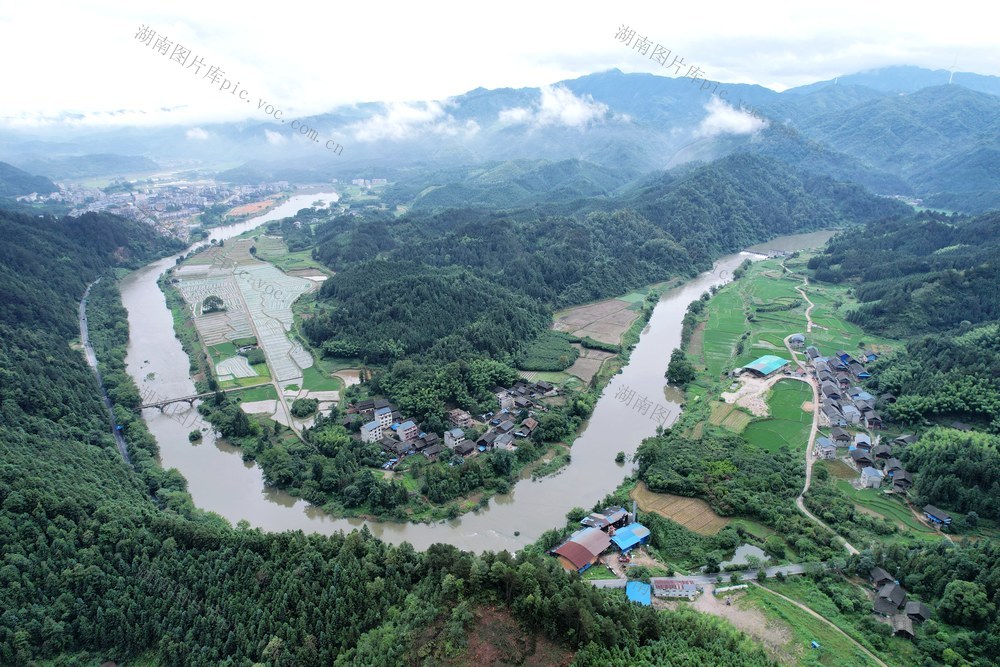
[0,160,58,197]
[0,211,183,333]
[809,211,1000,336]
[301,154,908,372]
[0,212,777,665]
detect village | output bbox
[347,379,558,467]
[532,331,949,652]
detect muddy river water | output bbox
[119,198,835,552]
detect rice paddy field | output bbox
[173,239,318,389]
[742,380,813,452]
[695,258,896,378]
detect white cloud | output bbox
[264,130,287,145]
[695,96,768,138]
[346,101,478,142]
[497,85,610,129]
[185,127,210,140]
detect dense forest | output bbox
[0,208,781,664]
[809,211,1000,335]
[899,427,1000,522]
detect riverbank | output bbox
[121,215,842,550]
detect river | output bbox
[120,202,836,552]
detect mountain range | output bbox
[2,65,998,212]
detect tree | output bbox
[666,348,696,386]
[938,580,995,629]
[203,295,225,312]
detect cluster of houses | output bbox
[552,505,702,606]
[802,344,925,499]
[551,505,650,572]
[869,567,932,639]
[353,399,449,463]
[350,379,557,467]
[818,431,919,494]
[807,347,886,431]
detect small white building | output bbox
[444,427,465,449]
[374,406,393,428]
[651,578,698,599]
[816,437,837,460]
[360,420,382,443]
[861,466,884,489]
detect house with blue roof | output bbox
[374,406,393,428]
[742,355,790,378]
[611,523,650,552]
[626,581,652,606]
[398,420,419,442]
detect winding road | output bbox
[781,272,860,555]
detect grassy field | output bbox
[743,586,875,667]
[742,380,813,452]
[709,400,753,433]
[698,259,896,378]
[834,480,941,539]
[233,384,279,402]
[582,565,620,580]
[301,364,343,392]
[758,578,921,667]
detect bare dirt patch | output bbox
[414,605,574,667]
[631,482,730,535]
[564,344,616,383]
[226,199,275,218]
[553,298,640,346]
[720,374,786,417]
[694,585,795,664]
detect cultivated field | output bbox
[553,298,640,346]
[564,344,616,384]
[742,380,813,452]
[697,258,896,377]
[631,482,731,535]
[173,240,317,389]
[709,400,753,433]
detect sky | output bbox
[1,0,997,128]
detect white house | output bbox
[360,420,382,444]
[444,427,465,448]
[861,466,884,489]
[374,406,393,428]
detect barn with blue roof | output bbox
[626,581,652,606]
[742,355,790,378]
[611,522,650,552]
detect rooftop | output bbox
[743,355,790,376]
[625,581,652,606]
[611,523,650,552]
